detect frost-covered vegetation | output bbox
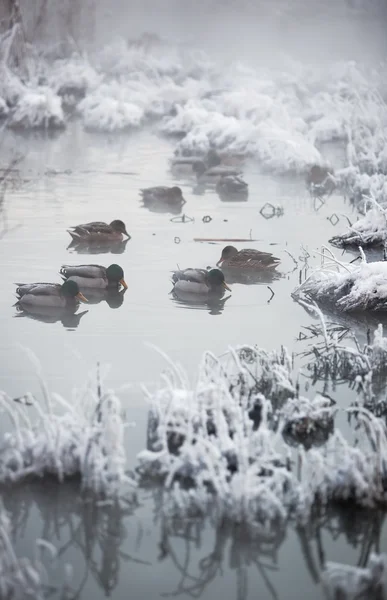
[330,200,387,248]
[0,1,386,213]
[2,309,387,597]
[0,363,135,499]
[293,248,387,312]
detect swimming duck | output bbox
[306,165,336,196]
[170,149,222,172]
[216,175,248,196]
[60,264,128,290]
[15,280,88,309]
[172,268,231,295]
[193,161,242,183]
[216,246,280,270]
[67,220,130,243]
[139,186,185,204]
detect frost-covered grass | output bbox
[330,199,387,248]
[292,249,387,312]
[0,363,136,499]
[0,17,387,200]
[3,327,387,598]
[137,341,387,526]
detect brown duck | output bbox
[216,246,280,270]
[67,220,130,243]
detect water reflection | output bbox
[151,492,386,600]
[140,198,185,215]
[14,304,89,329]
[155,509,286,600]
[298,504,385,584]
[67,238,130,255]
[221,267,282,286]
[81,287,127,309]
[171,289,231,315]
[1,480,386,600]
[1,481,145,598]
[217,189,249,202]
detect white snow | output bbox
[137,342,387,525]
[293,252,387,312]
[330,201,387,248]
[0,365,136,499]
[0,18,386,203]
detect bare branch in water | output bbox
[267,286,275,304]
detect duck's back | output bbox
[227,249,280,269]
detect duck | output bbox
[216,175,248,196]
[170,149,222,172]
[306,165,336,195]
[172,268,231,295]
[216,246,280,270]
[67,220,130,243]
[193,161,242,183]
[139,186,185,204]
[59,263,128,290]
[15,280,88,309]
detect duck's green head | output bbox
[110,219,131,238]
[171,186,184,200]
[106,264,128,289]
[216,245,238,266]
[61,280,88,302]
[207,268,231,291]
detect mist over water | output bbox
[1,1,387,599]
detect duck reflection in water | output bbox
[67,237,130,255]
[80,287,127,309]
[140,197,185,215]
[14,304,89,328]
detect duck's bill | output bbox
[120,278,128,289]
[76,292,88,302]
[222,281,231,291]
[124,230,131,239]
[216,259,223,267]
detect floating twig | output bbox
[267,286,275,304]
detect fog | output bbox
[15,0,387,67]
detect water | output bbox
[1,1,387,598]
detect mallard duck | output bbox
[15,280,88,309]
[139,186,185,203]
[306,165,336,195]
[193,161,242,183]
[67,220,130,243]
[59,264,128,290]
[216,246,280,270]
[216,175,248,196]
[172,268,231,294]
[170,149,221,172]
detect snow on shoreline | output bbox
[0,24,387,192]
[292,250,387,312]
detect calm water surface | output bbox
[1,125,386,599]
[2,0,387,589]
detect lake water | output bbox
[1,1,387,598]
